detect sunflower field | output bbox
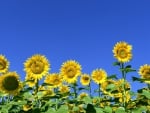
[0,41,150,113]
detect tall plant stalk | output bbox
[120,63,126,108]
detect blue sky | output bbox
[0,0,150,93]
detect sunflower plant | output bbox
[0,41,150,113]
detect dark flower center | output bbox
[31,61,44,74]
[3,76,19,91]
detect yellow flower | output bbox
[91,69,107,84]
[115,79,130,92]
[59,85,70,94]
[113,41,132,63]
[24,54,50,80]
[138,64,150,84]
[115,91,131,103]
[101,79,116,96]
[43,87,55,96]
[44,73,62,88]
[78,104,86,113]
[78,92,88,100]
[25,74,37,87]
[99,99,110,108]
[60,60,81,83]
[79,92,88,98]
[0,55,9,73]
[92,98,99,105]
[23,104,32,111]
[80,73,90,86]
[0,72,22,95]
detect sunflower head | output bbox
[113,41,132,63]
[110,79,130,98]
[99,99,110,108]
[43,88,55,96]
[91,69,107,84]
[78,92,88,100]
[24,54,50,80]
[60,60,81,84]
[80,73,90,86]
[115,91,131,103]
[0,72,22,95]
[23,104,32,111]
[115,79,130,92]
[59,85,70,94]
[101,79,116,95]
[0,55,9,73]
[44,73,62,88]
[138,64,150,84]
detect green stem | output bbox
[73,83,77,98]
[55,98,58,110]
[89,82,92,98]
[148,84,150,90]
[98,84,101,98]
[54,88,58,110]
[121,63,126,109]
[35,80,39,95]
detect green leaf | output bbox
[132,76,140,81]
[125,68,136,73]
[141,90,150,99]
[104,106,112,113]
[115,107,126,113]
[125,65,132,68]
[132,106,147,113]
[82,96,92,104]
[56,105,68,113]
[78,87,86,91]
[0,104,12,113]
[95,107,104,113]
[107,74,118,79]
[106,84,117,92]
[9,101,27,105]
[113,62,120,66]
[132,76,144,82]
[121,68,136,73]
[23,92,33,99]
[45,108,56,113]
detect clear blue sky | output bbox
[0,0,150,93]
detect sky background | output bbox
[0,0,150,94]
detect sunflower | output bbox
[23,104,32,111]
[60,60,81,84]
[91,69,107,84]
[25,74,37,87]
[138,64,150,84]
[113,41,132,63]
[115,91,131,103]
[115,79,130,92]
[78,92,88,100]
[44,73,62,88]
[0,72,22,95]
[0,55,9,73]
[43,88,55,96]
[24,54,50,80]
[80,73,90,86]
[101,79,116,96]
[59,85,70,94]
